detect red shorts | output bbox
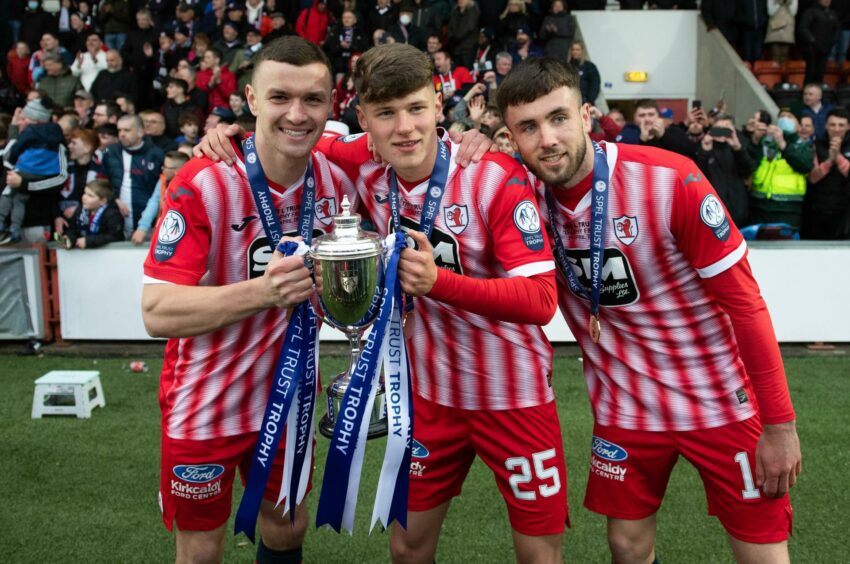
[584,416,792,544]
[159,430,312,531]
[408,395,569,536]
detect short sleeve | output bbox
[484,160,555,278]
[671,158,747,278]
[143,172,211,286]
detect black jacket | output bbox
[67,202,125,248]
[799,5,841,54]
[806,136,850,214]
[90,69,138,104]
[736,0,768,30]
[540,12,575,61]
[695,142,756,227]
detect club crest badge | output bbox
[314,197,336,226]
[612,215,639,246]
[443,204,469,235]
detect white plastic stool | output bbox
[32,371,106,419]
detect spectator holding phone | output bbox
[695,114,757,227]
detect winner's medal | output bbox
[589,315,601,343]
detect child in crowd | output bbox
[57,179,124,249]
[175,114,200,144]
[0,97,65,244]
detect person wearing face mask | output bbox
[750,108,814,230]
[389,3,425,50]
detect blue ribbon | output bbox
[234,137,318,542]
[545,141,610,318]
[388,138,450,313]
[81,204,107,235]
[316,233,407,533]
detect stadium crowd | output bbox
[0,0,849,248]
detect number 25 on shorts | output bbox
[505,449,562,501]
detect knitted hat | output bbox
[23,98,52,122]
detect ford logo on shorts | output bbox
[173,464,225,483]
[411,439,429,458]
[591,436,628,461]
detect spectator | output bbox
[484,51,513,89]
[99,114,164,237]
[224,3,247,31]
[540,0,574,61]
[96,123,119,151]
[7,42,32,96]
[213,21,244,67]
[73,89,94,127]
[804,107,850,238]
[140,110,177,153]
[425,33,443,60]
[122,9,158,75]
[765,0,797,64]
[89,50,136,104]
[198,0,228,38]
[152,31,180,93]
[471,27,496,80]
[830,0,850,64]
[799,114,816,141]
[588,105,622,143]
[245,0,273,35]
[366,0,399,37]
[326,10,369,80]
[447,0,480,70]
[21,1,57,54]
[737,0,768,64]
[229,92,248,118]
[389,3,426,51]
[70,31,108,91]
[802,83,834,140]
[694,113,756,227]
[498,0,533,51]
[37,54,81,108]
[175,113,201,144]
[567,40,600,105]
[410,0,438,37]
[510,27,544,64]
[750,109,813,229]
[131,150,189,246]
[161,77,204,138]
[92,101,121,128]
[204,106,236,132]
[58,179,124,249]
[265,11,296,42]
[174,3,199,40]
[0,97,66,245]
[30,32,73,85]
[295,0,331,46]
[683,106,710,145]
[172,24,194,63]
[608,107,626,129]
[115,94,135,116]
[57,127,100,230]
[799,0,840,85]
[57,112,80,142]
[617,99,698,158]
[98,0,132,50]
[197,48,237,112]
[433,50,474,100]
[188,32,212,69]
[175,62,210,116]
[61,11,91,55]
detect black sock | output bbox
[256,540,302,564]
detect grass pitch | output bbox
[0,354,846,563]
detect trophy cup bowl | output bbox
[310,196,388,439]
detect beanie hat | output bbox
[24,98,52,122]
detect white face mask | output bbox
[400,14,412,26]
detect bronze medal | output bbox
[589,314,601,343]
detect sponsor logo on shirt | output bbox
[513,199,544,251]
[411,439,430,458]
[154,210,186,262]
[338,133,366,144]
[392,216,463,275]
[247,229,325,279]
[561,247,639,306]
[683,172,703,187]
[612,215,639,246]
[443,204,469,235]
[168,187,194,201]
[699,193,730,241]
[231,215,258,231]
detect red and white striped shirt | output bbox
[143,144,355,440]
[539,142,757,432]
[321,134,555,411]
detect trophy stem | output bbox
[345,329,361,377]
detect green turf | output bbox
[0,355,846,562]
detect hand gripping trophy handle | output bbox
[310,196,388,439]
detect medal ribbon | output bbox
[545,141,610,320]
[316,232,408,533]
[81,204,107,235]
[234,137,318,542]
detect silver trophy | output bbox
[310,196,388,439]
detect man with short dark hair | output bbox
[99,114,164,236]
[804,106,850,238]
[497,56,801,564]
[92,101,121,128]
[36,54,81,107]
[161,77,204,138]
[140,110,177,152]
[432,49,473,99]
[197,47,237,112]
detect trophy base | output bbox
[318,413,388,440]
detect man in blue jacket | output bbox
[99,114,164,237]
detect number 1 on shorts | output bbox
[734,451,761,500]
